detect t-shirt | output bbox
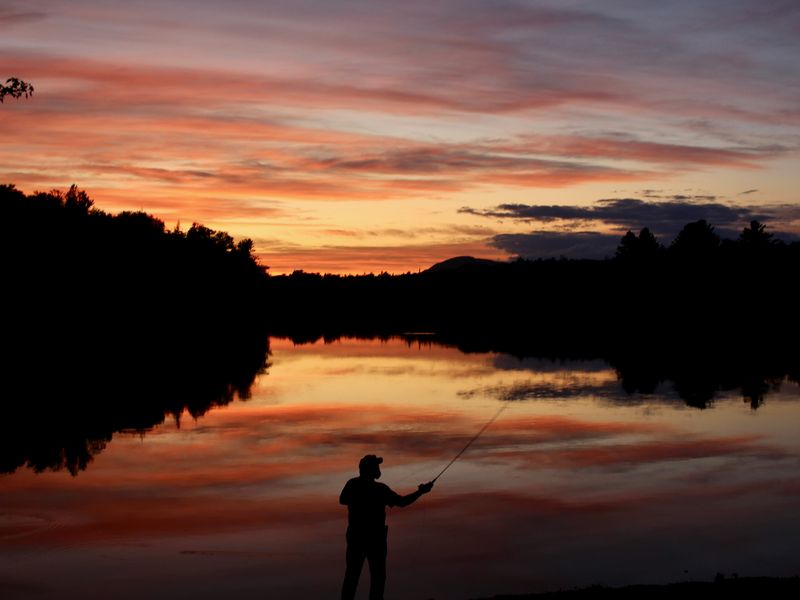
[340,477,402,531]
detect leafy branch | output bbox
[0,77,34,103]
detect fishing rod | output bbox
[430,403,508,483]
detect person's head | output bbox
[358,454,382,479]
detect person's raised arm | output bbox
[393,481,434,508]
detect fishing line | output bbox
[431,403,508,483]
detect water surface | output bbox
[2,337,799,599]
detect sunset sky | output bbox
[2,0,799,273]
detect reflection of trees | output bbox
[1,330,269,474]
[285,334,798,410]
[1,184,270,474]
[608,348,794,409]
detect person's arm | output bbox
[392,481,434,508]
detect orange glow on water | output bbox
[2,339,800,599]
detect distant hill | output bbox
[425,255,504,272]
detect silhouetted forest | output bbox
[1,184,270,474]
[3,183,799,473]
[266,221,800,409]
[267,221,799,344]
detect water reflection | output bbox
[432,334,800,409]
[1,337,799,600]
[2,333,797,473]
[0,329,269,475]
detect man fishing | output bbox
[339,454,434,600]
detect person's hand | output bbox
[418,481,434,494]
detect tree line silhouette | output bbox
[266,219,799,409]
[266,218,799,343]
[1,184,270,474]
[3,183,799,473]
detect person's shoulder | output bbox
[375,481,398,496]
[376,481,402,506]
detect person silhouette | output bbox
[339,454,433,600]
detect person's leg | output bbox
[366,527,388,600]
[341,533,367,600]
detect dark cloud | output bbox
[459,197,800,244]
[460,203,591,222]
[767,204,800,222]
[740,189,759,195]
[460,199,756,235]
[463,198,800,261]
[634,190,721,201]
[490,231,619,260]
[591,198,756,231]
[667,194,717,201]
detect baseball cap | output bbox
[359,454,383,469]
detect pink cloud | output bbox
[511,135,785,167]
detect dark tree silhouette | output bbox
[615,227,663,262]
[638,227,661,254]
[738,220,779,258]
[669,219,720,259]
[616,231,638,259]
[1,183,271,474]
[740,220,771,244]
[0,77,34,102]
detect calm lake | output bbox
[2,337,800,599]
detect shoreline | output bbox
[470,576,800,599]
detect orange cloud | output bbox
[8,52,776,217]
[3,47,797,274]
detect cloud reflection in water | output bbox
[1,337,799,600]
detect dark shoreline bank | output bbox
[470,576,800,599]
